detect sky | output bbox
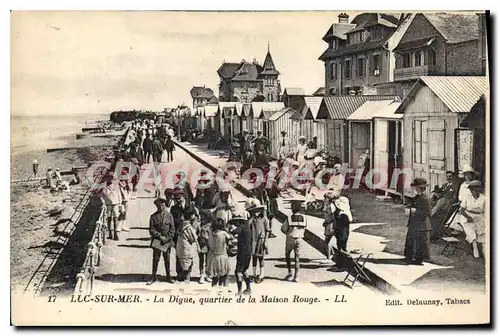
[11,11,360,116]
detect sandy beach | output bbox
[10,126,122,292]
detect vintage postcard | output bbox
[11,10,490,326]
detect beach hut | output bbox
[397,76,488,196]
[300,97,324,148]
[457,94,486,180]
[241,103,252,132]
[316,95,396,162]
[252,102,284,137]
[218,102,237,138]
[204,104,219,131]
[268,107,297,158]
[346,99,403,194]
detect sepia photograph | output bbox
[10,10,490,326]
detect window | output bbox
[348,31,365,45]
[357,57,366,77]
[329,39,337,50]
[402,53,411,68]
[372,54,381,74]
[371,25,382,40]
[345,59,352,79]
[428,49,437,66]
[414,51,422,66]
[330,62,337,79]
[413,120,428,164]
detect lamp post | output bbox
[177,106,182,140]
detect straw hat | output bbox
[299,135,306,141]
[461,164,477,175]
[247,199,265,212]
[467,180,482,189]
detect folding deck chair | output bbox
[338,250,372,288]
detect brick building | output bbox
[217,48,281,103]
[393,13,485,82]
[319,13,402,96]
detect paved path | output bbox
[93,146,375,297]
[176,141,452,294]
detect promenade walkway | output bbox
[92,146,374,297]
[175,141,453,295]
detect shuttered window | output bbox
[428,119,446,166]
[414,120,428,164]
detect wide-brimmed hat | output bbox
[411,177,428,188]
[281,130,287,134]
[299,136,306,141]
[461,164,478,175]
[243,129,249,134]
[467,180,482,189]
[334,196,353,222]
[247,199,265,212]
[291,161,300,167]
[333,163,342,170]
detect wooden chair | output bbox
[440,223,471,256]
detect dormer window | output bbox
[329,39,338,50]
[347,31,365,45]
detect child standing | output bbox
[196,210,212,284]
[175,209,198,284]
[247,201,270,284]
[281,200,307,282]
[207,218,233,290]
[231,214,253,295]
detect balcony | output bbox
[394,65,439,81]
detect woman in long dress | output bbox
[404,178,432,265]
[295,136,308,165]
[457,180,485,258]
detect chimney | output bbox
[241,59,246,63]
[338,12,349,24]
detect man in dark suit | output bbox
[148,198,176,284]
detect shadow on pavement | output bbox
[311,279,351,289]
[126,237,151,242]
[117,244,151,249]
[366,257,409,265]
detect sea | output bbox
[11,114,110,155]
[10,114,110,180]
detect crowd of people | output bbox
[98,119,485,296]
